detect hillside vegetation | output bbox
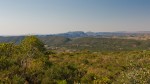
[1,36,150,84]
[1,36,150,51]
[63,37,150,51]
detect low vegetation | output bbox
[1,36,150,84]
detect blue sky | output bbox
[0,0,150,35]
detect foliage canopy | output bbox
[1,36,150,84]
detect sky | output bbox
[0,0,150,35]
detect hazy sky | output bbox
[0,0,150,35]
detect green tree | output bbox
[21,36,45,52]
[20,36,46,58]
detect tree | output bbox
[20,36,46,57]
[21,36,45,52]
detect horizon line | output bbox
[1,30,150,36]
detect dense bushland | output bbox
[1,36,150,84]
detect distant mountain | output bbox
[52,31,134,38]
[54,31,150,38]
[1,31,150,40]
[0,31,150,42]
[1,31,150,51]
[54,31,87,38]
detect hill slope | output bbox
[62,37,150,51]
[1,35,150,51]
